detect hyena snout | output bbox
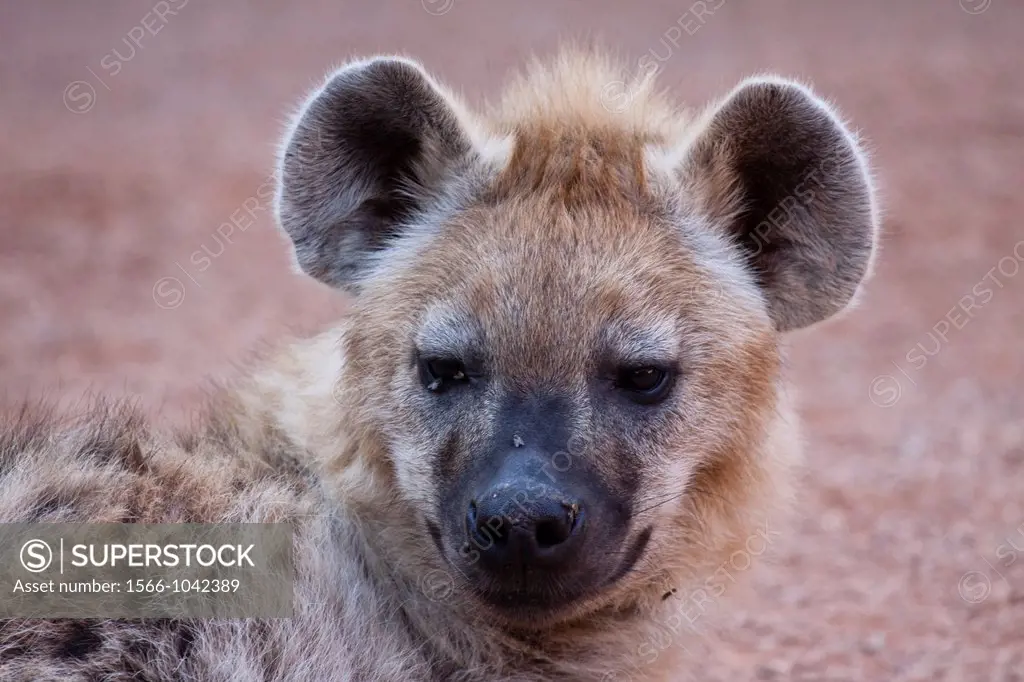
[468,467,586,571]
[454,440,634,614]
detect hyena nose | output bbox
[467,486,585,568]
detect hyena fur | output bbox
[0,49,878,681]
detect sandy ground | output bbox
[1,1,1022,679]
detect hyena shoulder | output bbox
[0,333,447,682]
[0,399,311,526]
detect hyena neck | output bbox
[346,497,691,680]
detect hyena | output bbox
[0,50,877,681]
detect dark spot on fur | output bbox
[121,439,147,474]
[172,621,196,661]
[426,520,445,556]
[57,621,103,661]
[124,632,158,667]
[79,409,148,471]
[430,432,461,491]
[175,430,201,453]
[118,646,159,682]
[29,489,79,521]
[29,495,66,521]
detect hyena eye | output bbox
[419,356,470,393]
[615,366,673,404]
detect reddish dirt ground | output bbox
[1,1,1022,679]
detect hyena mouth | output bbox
[457,522,654,614]
[605,525,654,586]
[428,473,641,615]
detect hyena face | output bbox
[276,54,877,625]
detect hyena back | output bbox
[0,50,877,681]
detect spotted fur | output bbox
[0,49,878,681]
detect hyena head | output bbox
[276,52,877,627]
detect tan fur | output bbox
[0,49,876,681]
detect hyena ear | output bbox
[276,57,480,291]
[678,76,879,332]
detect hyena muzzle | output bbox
[1,50,877,681]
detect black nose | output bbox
[467,483,585,569]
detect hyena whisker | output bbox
[632,490,691,517]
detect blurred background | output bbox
[1,1,1022,678]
